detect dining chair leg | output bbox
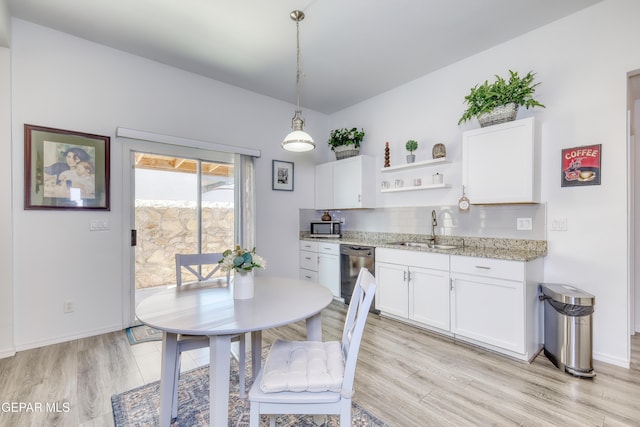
[238,334,246,398]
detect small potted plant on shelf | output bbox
[327,127,365,160]
[458,70,545,127]
[405,139,418,163]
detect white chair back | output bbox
[175,253,227,286]
[340,267,376,395]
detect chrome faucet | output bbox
[429,209,437,245]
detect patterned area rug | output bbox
[111,351,387,426]
[125,325,162,345]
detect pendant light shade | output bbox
[282,10,315,152]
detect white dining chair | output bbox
[248,267,377,427]
[170,253,247,419]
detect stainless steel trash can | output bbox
[539,283,595,378]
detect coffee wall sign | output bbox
[561,144,601,187]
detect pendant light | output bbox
[282,10,315,152]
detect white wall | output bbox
[8,19,328,351]
[329,0,639,367]
[0,46,13,357]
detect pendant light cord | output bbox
[295,18,301,110]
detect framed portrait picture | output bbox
[561,144,601,187]
[272,160,294,191]
[24,124,111,210]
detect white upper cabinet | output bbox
[315,155,375,209]
[462,117,539,204]
[314,162,333,209]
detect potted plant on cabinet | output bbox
[405,139,418,163]
[328,127,365,160]
[458,70,545,127]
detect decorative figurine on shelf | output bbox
[321,211,332,221]
[384,142,390,167]
[405,140,418,163]
[432,143,446,159]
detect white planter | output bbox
[234,270,254,299]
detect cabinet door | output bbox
[332,156,375,208]
[462,117,537,204]
[450,274,525,353]
[375,262,408,318]
[318,253,340,298]
[314,162,333,210]
[410,266,450,331]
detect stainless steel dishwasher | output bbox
[340,244,378,313]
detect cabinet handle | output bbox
[403,270,407,282]
[358,194,361,202]
[475,265,491,270]
[450,278,454,291]
[305,275,312,279]
[305,257,312,260]
[407,270,412,282]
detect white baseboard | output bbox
[14,323,123,352]
[0,347,16,359]
[593,351,630,369]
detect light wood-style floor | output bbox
[1,301,639,426]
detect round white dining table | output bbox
[135,276,334,427]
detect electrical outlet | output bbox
[516,218,532,231]
[64,300,74,313]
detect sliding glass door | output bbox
[133,151,235,296]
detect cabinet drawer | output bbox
[299,268,318,282]
[299,240,318,252]
[450,255,524,280]
[300,251,318,271]
[376,247,449,271]
[317,242,340,256]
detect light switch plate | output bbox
[551,218,567,231]
[90,219,110,231]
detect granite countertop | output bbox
[301,231,547,262]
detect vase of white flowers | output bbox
[219,245,266,299]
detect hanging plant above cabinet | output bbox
[328,127,365,160]
[458,70,545,127]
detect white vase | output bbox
[234,270,254,299]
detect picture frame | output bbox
[24,124,111,210]
[561,144,601,187]
[272,160,294,191]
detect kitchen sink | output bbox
[388,241,460,250]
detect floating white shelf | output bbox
[381,183,448,193]
[381,157,448,172]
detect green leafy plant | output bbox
[458,70,545,125]
[405,140,418,154]
[327,127,365,151]
[219,245,266,273]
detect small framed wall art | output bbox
[561,144,601,187]
[24,124,111,210]
[272,160,294,191]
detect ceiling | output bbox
[6,0,601,114]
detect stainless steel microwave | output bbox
[309,221,341,238]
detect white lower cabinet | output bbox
[450,255,543,361]
[410,266,451,331]
[375,248,450,331]
[317,243,340,298]
[375,248,543,362]
[299,241,340,298]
